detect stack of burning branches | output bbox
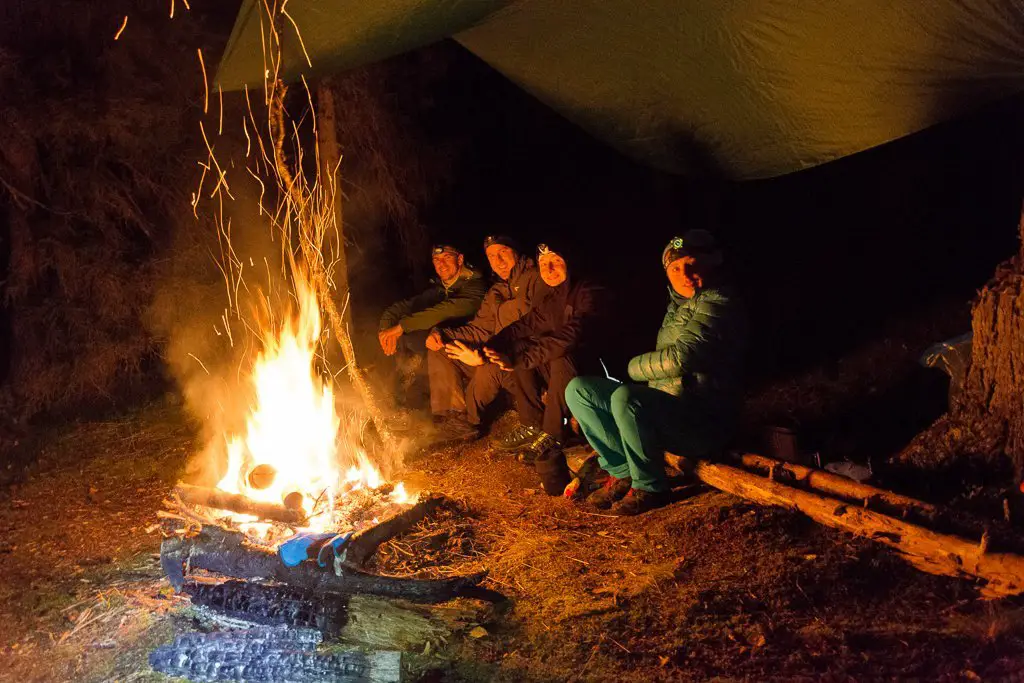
[157,486,489,603]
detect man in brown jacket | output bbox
[484,240,602,457]
[426,235,543,440]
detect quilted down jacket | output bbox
[627,285,746,410]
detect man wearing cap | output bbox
[565,230,747,515]
[483,240,602,460]
[426,235,543,440]
[378,244,488,405]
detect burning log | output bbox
[341,494,445,567]
[174,483,308,526]
[161,524,489,603]
[686,456,1024,597]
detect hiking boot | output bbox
[517,431,559,464]
[492,424,542,451]
[535,447,571,496]
[432,411,463,426]
[610,488,673,516]
[437,415,480,443]
[585,475,632,510]
[385,410,414,433]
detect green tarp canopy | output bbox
[216,1,1024,179]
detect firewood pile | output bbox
[151,485,500,682]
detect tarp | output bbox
[216,0,1024,179]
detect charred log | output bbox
[341,493,445,567]
[183,578,349,638]
[183,578,478,651]
[175,483,308,525]
[148,626,401,683]
[161,525,490,603]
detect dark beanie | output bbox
[536,238,573,266]
[661,229,723,269]
[483,234,519,252]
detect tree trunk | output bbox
[893,203,1024,484]
[316,80,349,323]
[955,202,1024,479]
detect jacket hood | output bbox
[508,255,535,284]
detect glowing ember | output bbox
[210,274,411,534]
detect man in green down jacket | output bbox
[378,244,488,404]
[565,230,746,515]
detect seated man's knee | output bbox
[426,348,447,368]
[610,384,643,418]
[565,376,594,408]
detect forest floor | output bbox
[2,301,1024,682]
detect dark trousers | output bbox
[427,349,515,425]
[392,331,429,408]
[509,356,577,442]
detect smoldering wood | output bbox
[184,578,475,650]
[183,578,350,638]
[688,457,1024,597]
[161,524,489,602]
[149,626,401,683]
[174,483,308,525]
[341,493,445,567]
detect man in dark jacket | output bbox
[565,230,746,515]
[427,235,543,439]
[378,244,487,404]
[484,241,601,457]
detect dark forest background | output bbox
[1,0,1023,465]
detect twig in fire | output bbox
[189,0,394,449]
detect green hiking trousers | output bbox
[565,377,726,492]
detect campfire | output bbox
[171,274,412,546]
[153,271,491,681]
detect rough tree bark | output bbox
[894,204,1024,484]
[316,80,349,321]
[955,203,1024,478]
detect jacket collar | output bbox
[668,284,702,306]
[506,255,534,287]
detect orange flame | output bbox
[212,275,410,533]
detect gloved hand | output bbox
[278,531,352,568]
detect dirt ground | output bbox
[2,298,1024,682]
[1,400,1024,683]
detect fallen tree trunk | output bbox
[689,458,1024,597]
[174,483,307,526]
[730,453,941,521]
[161,524,489,603]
